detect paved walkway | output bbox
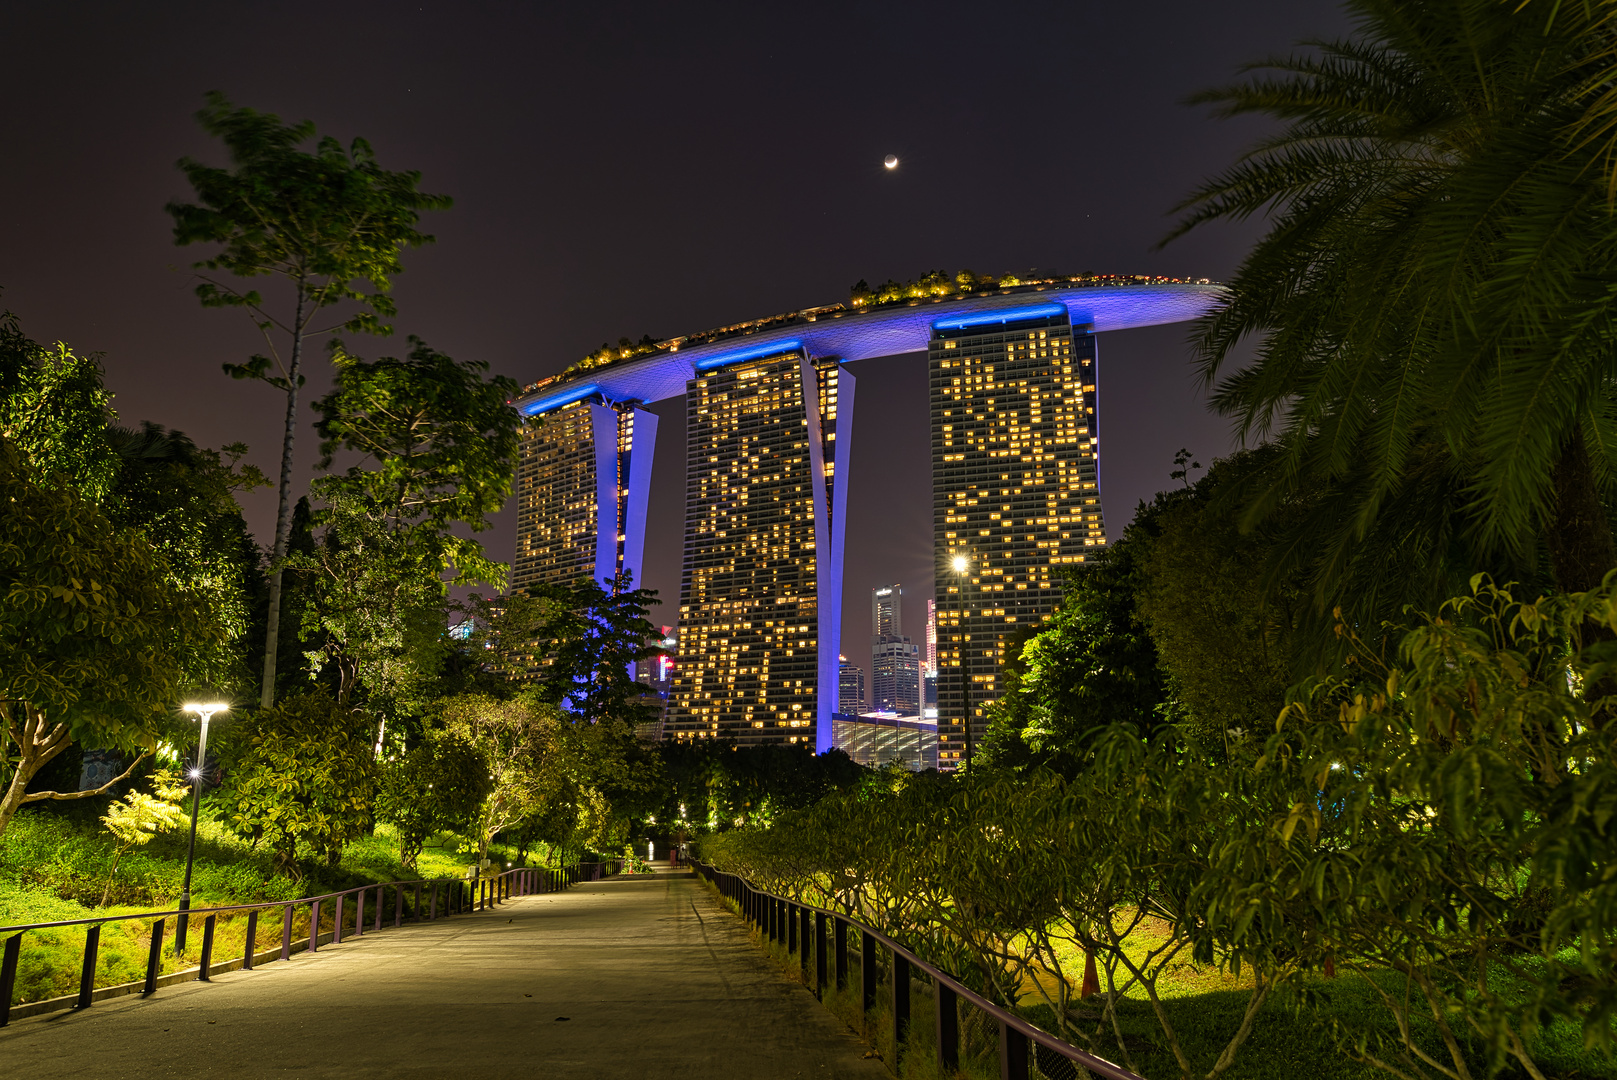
[0,869,889,1079]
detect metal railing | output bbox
[0,859,621,1026]
[691,860,1144,1080]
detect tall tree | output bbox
[167,92,450,708]
[1167,0,1617,601]
[299,339,521,723]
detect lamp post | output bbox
[176,702,227,953]
[950,554,975,773]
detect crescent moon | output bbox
[884,155,899,169]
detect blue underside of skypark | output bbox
[516,282,1226,416]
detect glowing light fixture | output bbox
[693,339,804,373]
[951,554,969,573]
[933,302,1067,332]
[175,702,227,954]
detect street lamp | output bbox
[950,554,974,773]
[175,702,227,953]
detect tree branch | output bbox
[22,752,151,804]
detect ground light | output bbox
[175,702,227,954]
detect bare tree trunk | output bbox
[0,706,71,835]
[260,291,306,709]
[1546,430,1617,594]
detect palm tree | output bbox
[1168,0,1617,611]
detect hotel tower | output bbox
[930,305,1102,768]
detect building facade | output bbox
[838,656,865,714]
[512,282,1219,759]
[871,637,922,715]
[831,712,938,771]
[664,349,852,747]
[512,400,659,593]
[930,306,1102,768]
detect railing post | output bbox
[893,950,910,1053]
[799,906,810,979]
[199,915,216,981]
[374,886,383,931]
[280,905,292,961]
[861,928,877,1018]
[835,917,849,991]
[355,888,365,938]
[937,983,959,1072]
[77,924,101,1008]
[243,910,257,971]
[0,933,17,1027]
[815,912,828,996]
[429,882,438,920]
[1000,1022,1030,1080]
[335,894,346,944]
[144,919,164,995]
[788,901,797,954]
[310,900,321,952]
[395,885,403,928]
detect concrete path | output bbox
[0,869,889,1079]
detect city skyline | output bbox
[512,282,1216,754]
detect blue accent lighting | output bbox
[523,382,600,416]
[931,303,1068,332]
[693,339,804,373]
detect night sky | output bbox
[1,1,1349,656]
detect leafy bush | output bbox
[222,691,378,874]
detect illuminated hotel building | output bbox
[512,400,659,592]
[511,279,1220,754]
[663,349,851,747]
[931,305,1102,768]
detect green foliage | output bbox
[167,91,450,350]
[0,310,118,501]
[105,422,269,696]
[655,740,866,830]
[982,513,1170,774]
[293,490,450,709]
[437,690,560,865]
[463,578,661,726]
[1168,0,1617,595]
[222,691,378,874]
[98,769,188,905]
[1135,450,1309,740]
[297,338,520,715]
[376,731,490,869]
[167,91,452,706]
[566,333,662,375]
[313,338,520,551]
[0,439,223,835]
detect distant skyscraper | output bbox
[924,597,937,672]
[512,399,658,592]
[870,584,920,715]
[871,638,921,714]
[873,585,901,638]
[932,308,1103,768]
[838,656,865,714]
[666,349,850,748]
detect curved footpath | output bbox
[0,867,889,1079]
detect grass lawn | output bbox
[0,804,542,1008]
